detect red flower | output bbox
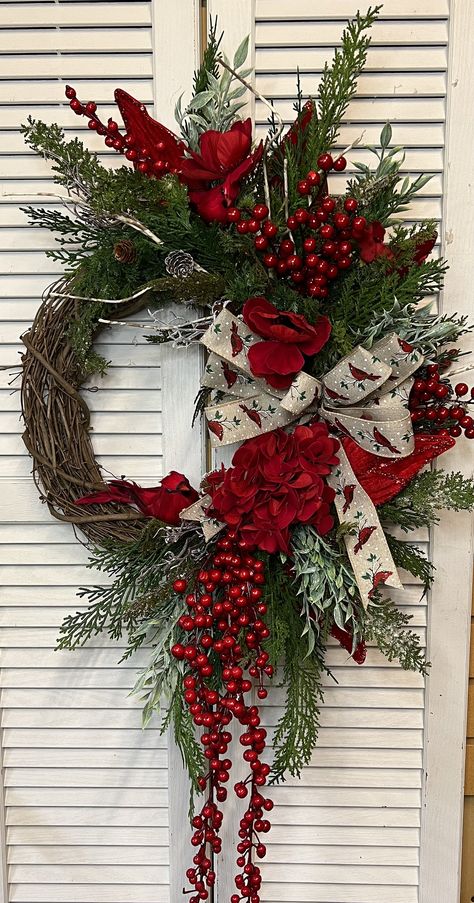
[243,296,332,389]
[414,234,437,265]
[357,221,395,264]
[357,222,437,270]
[180,119,264,222]
[75,471,199,526]
[206,422,339,554]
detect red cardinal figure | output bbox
[342,433,456,506]
[65,86,186,177]
[208,421,225,441]
[221,360,238,388]
[240,405,262,428]
[324,385,350,402]
[75,471,199,526]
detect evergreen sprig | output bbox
[362,600,429,675]
[57,522,205,651]
[310,6,381,158]
[271,645,326,783]
[386,534,434,592]
[381,470,474,532]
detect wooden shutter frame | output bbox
[419,2,474,900]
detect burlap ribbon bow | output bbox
[186,309,423,606]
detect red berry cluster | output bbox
[410,361,474,439]
[65,86,172,176]
[171,533,274,903]
[227,193,365,299]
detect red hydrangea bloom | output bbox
[75,471,199,526]
[243,296,332,389]
[206,422,339,553]
[180,119,264,222]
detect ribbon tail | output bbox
[327,448,403,608]
[180,494,224,541]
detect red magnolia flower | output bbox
[75,471,199,526]
[243,296,332,389]
[180,119,264,222]
[207,422,339,554]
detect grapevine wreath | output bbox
[19,8,474,901]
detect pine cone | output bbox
[165,249,195,278]
[113,239,137,264]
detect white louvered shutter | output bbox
[207,2,473,903]
[0,2,200,902]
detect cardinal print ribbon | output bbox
[193,309,424,606]
[327,446,403,606]
[200,309,422,455]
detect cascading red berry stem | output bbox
[171,532,273,903]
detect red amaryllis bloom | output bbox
[206,422,339,553]
[180,119,264,222]
[243,296,332,389]
[75,471,199,526]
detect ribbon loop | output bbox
[189,308,425,607]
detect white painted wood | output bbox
[150,2,204,898]
[419,2,474,901]
[0,1,201,901]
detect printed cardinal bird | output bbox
[348,362,381,382]
[221,360,238,388]
[342,484,355,514]
[368,570,393,599]
[324,385,350,402]
[333,417,353,438]
[230,321,244,357]
[373,427,401,455]
[208,420,225,441]
[240,405,262,428]
[354,524,377,554]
